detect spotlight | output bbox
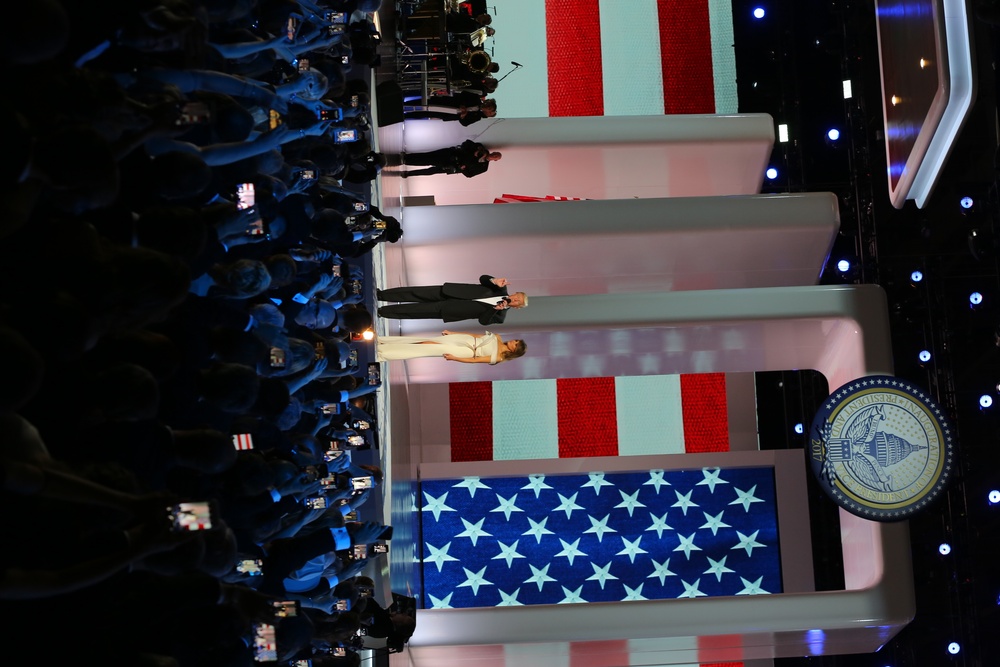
[960,196,974,210]
[837,259,851,273]
[766,167,778,180]
[911,270,924,283]
[970,292,984,306]
[988,489,1000,504]
[778,124,789,143]
[753,7,765,19]
[361,329,375,341]
[980,394,993,409]
[794,423,804,434]
[842,80,853,99]
[827,128,841,141]
[947,642,961,655]
[938,543,952,555]
[918,350,932,363]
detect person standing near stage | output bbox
[376,275,527,325]
[399,140,501,178]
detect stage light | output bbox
[911,270,924,283]
[753,7,765,19]
[988,489,1000,504]
[766,167,778,180]
[794,423,804,434]
[938,543,952,555]
[361,329,375,341]
[947,642,961,655]
[980,394,993,409]
[970,292,984,306]
[918,350,932,363]
[827,128,841,141]
[891,95,902,106]
[778,124,789,143]
[960,196,974,209]
[920,58,932,69]
[842,80,853,99]
[837,259,851,273]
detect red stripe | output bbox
[569,640,630,667]
[656,0,716,113]
[449,382,493,461]
[557,377,618,457]
[681,373,730,452]
[545,0,604,116]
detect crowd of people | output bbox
[1,0,417,665]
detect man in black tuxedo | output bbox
[376,275,528,325]
[400,140,501,178]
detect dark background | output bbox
[733,1,1000,665]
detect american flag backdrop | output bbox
[419,466,781,609]
[449,374,730,462]
[490,0,737,118]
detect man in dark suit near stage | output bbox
[400,140,501,178]
[376,275,528,325]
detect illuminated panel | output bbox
[419,466,781,608]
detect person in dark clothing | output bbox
[400,140,500,178]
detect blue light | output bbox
[911,270,923,283]
[837,259,851,272]
[960,196,974,209]
[794,423,804,434]
[827,128,841,141]
[918,350,931,363]
[988,489,1000,504]
[753,7,766,19]
[948,642,961,655]
[939,543,952,555]
[980,394,993,409]
[766,167,778,180]
[970,292,983,306]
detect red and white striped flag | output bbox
[232,433,254,451]
[449,374,729,462]
[491,0,736,118]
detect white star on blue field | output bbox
[419,468,781,608]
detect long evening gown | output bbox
[375,333,500,363]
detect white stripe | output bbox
[615,375,686,455]
[505,643,570,667]
[599,0,665,116]
[708,0,738,113]
[491,0,550,118]
[493,379,559,460]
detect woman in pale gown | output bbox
[376,330,526,364]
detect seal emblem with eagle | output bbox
[809,376,954,521]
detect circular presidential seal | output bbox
[808,376,954,521]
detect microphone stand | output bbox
[496,62,522,84]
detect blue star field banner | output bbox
[419,467,782,608]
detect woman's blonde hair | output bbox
[502,339,527,361]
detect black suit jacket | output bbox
[378,275,510,325]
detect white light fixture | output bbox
[842,80,853,99]
[947,642,961,655]
[980,394,993,409]
[794,423,804,434]
[766,167,778,180]
[939,543,952,555]
[988,489,1000,504]
[918,350,931,363]
[778,124,789,143]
